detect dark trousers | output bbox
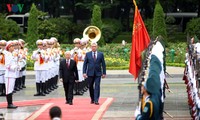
[63,82,74,102]
[88,76,101,102]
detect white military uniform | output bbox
[5,49,19,94]
[32,49,47,83]
[0,49,6,84]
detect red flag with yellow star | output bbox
[129,1,150,79]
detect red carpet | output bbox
[0,99,51,108]
[0,97,114,120]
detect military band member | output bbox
[71,38,83,95]
[4,41,18,109]
[0,40,7,96]
[32,40,46,96]
[79,38,90,93]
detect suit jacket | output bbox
[59,59,78,83]
[83,51,106,76]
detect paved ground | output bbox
[0,66,192,120]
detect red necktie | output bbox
[66,60,69,69]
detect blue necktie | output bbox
[93,52,96,61]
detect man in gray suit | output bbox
[83,42,106,105]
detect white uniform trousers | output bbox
[5,77,15,95]
[44,70,48,82]
[0,75,5,84]
[77,61,84,82]
[0,71,5,83]
[35,70,46,83]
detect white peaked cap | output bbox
[80,37,88,45]
[73,38,81,43]
[5,41,13,50]
[151,41,164,63]
[36,39,43,45]
[0,40,7,45]
[18,39,25,42]
[50,37,58,42]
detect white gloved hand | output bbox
[134,106,141,117]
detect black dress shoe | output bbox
[94,102,99,105]
[90,101,94,104]
[7,104,18,109]
[0,93,6,96]
[65,101,69,104]
[34,93,40,96]
[69,102,73,105]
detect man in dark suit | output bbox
[83,42,106,105]
[60,51,78,105]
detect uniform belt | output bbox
[78,60,84,62]
[0,73,5,76]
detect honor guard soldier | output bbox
[42,39,54,94]
[46,39,57,91]
[135,55,162,120]
[5,41,19,109]
[71,38,83,95]
[32,40,47,96]
[12,40,22,92]
[0,40,7,96]
[18,39,28,88]
[79,38,90,93]
[50,37,60,89]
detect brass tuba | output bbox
[83,26,101,43]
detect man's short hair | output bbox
[49,106,62,119]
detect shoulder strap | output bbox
[147,100,153,118]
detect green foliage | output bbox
[38,20,59,39]
[48,18,74,43]
[166,63,185,67]
[98,43,131,61]
[91,5,105,45]
[153,1,167,41]
[165,16,176,24]
[165,42,186,64]
[144,19,153,37]
[91,5,102,28]
[113,32,132,43]
[105,57,128,67]
[185,18,200,37]
[26,42,187,70]
[60,44,74,51]
[102,19,122,43]
[27,4,39,48]
[0,14,20,40]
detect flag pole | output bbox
[133,0,137,8]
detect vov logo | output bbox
[7,4,24,13]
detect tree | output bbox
[27,3,39,48]
[0,14,20,40]
[38,20,59,39]
[152,1,167,42]
[185,18,200,37]
[91,5,105,45]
